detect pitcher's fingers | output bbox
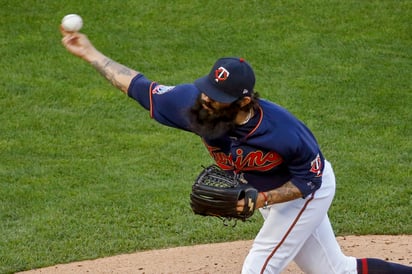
[237,200,245,213]
[60,25,77,37]
[60,25,68,36]
[61,33,75,45]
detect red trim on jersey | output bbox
[362,258,368,274]
[148,82,156,118]
[245,106,263,139]
[260,192,315,274]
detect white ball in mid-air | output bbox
[61,14,83,32]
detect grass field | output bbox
[0,1,411,273]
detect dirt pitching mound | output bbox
[19,235,411,274]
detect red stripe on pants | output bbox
[362,258,368,274]
[260,192,315,274]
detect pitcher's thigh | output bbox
[294,216,357,274]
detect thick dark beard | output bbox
[187,95,241,139]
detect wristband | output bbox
[261,192,269,209]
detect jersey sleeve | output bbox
[260,102,325,198]
[127,74,198,132]
[279,124,325,197]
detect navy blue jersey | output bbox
[128,74,325,197]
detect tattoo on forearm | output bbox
[268,181,302,204]
[92,58,133,91]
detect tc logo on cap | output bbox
[214,67,230,82]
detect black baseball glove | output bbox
[190,165,258,223]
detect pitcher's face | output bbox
[187,93,241,139]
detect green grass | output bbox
[0,0,411,273]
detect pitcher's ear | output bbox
[239,96,252,107]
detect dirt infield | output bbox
[19,235,411,274]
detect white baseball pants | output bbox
[242,160,357,274]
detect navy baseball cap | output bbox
[194,57,255,103]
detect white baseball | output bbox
[61,14,83,32]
